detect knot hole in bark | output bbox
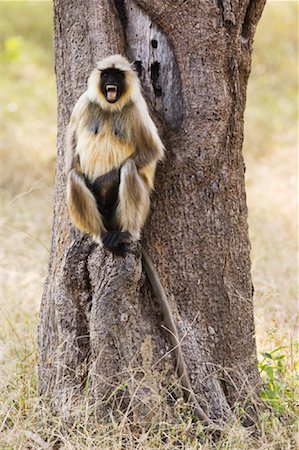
[150,61,162,97]
[133,60,143,78]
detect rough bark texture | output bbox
[38,0,266,423]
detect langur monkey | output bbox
[65,55,211,425]
[66,54,164,255]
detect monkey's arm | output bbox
[130,99,164,171]
[115,102,164,240]
[65,110,106,241]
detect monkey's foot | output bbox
[102,231,132,256]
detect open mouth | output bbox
[105,84,118,102]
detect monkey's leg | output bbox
[67,169,106,242]
[116,159,150,241]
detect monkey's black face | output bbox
[100,68,126,103]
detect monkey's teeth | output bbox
[106,86,117,100]
[106,85,118,101]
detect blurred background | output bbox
[0,0,298,446]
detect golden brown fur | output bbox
[65,54,164,244]
[67,169,105,239]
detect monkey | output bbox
[65,54,212,426]
[66,54,164,255]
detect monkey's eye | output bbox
[102,72,108,78]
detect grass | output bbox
[0,0,298,448]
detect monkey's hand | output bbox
[102,231,132,257]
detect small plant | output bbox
[258,342,299,415]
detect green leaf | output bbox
[261,352,273,359]
[265,366,274,380]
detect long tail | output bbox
[67,169,105,238]
[141,247,212,425]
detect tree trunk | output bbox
[38,0,266,423]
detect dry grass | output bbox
[0,0,298,448]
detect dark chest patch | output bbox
[111,104,134,141]
[88,117,100,134]
[112,114,128,140]
[85,102,106,135]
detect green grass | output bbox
[0,0,298,448]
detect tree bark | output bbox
[38,0,266,423]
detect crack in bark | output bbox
[241,0,267,44]
[217,0,236,29]
[112,0,128,28]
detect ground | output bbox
[0,1,298,448]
